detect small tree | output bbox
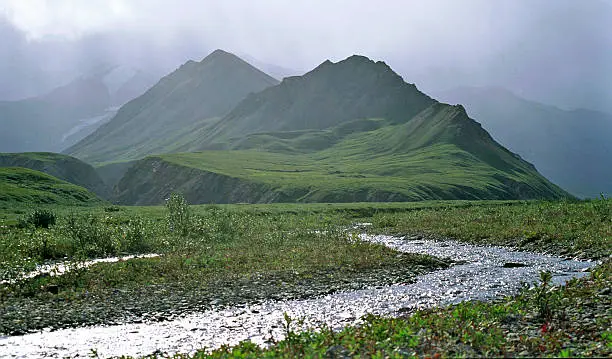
[166,193,191,236]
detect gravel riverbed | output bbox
[0,234,596,358]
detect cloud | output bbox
[0,0,610,111]
[1,0,133,39]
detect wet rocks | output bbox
[503,262,528,268]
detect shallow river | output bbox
[0,235,595,358]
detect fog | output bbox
[1,0,610,112]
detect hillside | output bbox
[0,167,102,207]
[0,152,109,198]
[66,50,280,163]
[434,87,612,198]
[112,56,570,205]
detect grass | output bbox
[111,198,608,359]
[369,197,612,259]
[1,198,609,355]
[0,152,110,198]
[0,198,448,334]
[0,167,102,208]
[112,104,569,205]
[118,138,567,205]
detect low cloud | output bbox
[1,0,610,111]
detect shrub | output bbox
[64,213,118,257]
[121,216,151,253]
[103,205,122,213]
[535,271,559,322]
[166,193,191,236]
[18,209,56,229]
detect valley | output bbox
[1,47,610,359]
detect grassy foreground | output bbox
[1,198,610,357]
[0,196,448,335]
[122,198,608,358]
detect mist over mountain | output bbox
[1,1,609,112]
[0,64,156,153]
[0,1,608,203]
[434,87,612,198]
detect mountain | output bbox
[0,167,102,207]
[0,152,109,198]
[111,55,569,205]
[185,55,436,149]
[434,87,612,198]
[0,76,111,153]
[0,65,155,153]
[65,49,280,163]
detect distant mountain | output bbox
[239,53,304,80]
[91,64,158,107]
[0,167,102,207]
[111,55,569,205]
[66,49,280,163]
[0,65,155,153]
[0,152,109,199]
[434,87,612,198]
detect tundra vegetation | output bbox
[0,196,610,357]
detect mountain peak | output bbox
[343,54,373,63]
[304,54,402,84]
[201,49,241,63]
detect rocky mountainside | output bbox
[185,55,436,149]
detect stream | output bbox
[0,234,595,358]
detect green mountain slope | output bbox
[0,167,102,206]
[115,104,568,205]
[0,152,109,198]
[435,87,612,198]
[65,50,279,163]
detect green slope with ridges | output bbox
[0,167,103,206]
[115,103,568,205]
[0,152,109,198]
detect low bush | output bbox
[18,209,56,229]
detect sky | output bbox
[1,0,611,112]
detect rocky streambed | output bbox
[0,234,596,358]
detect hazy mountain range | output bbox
[435,87,612,198]
[4,49,608,204]
[65,50,568,204]
[66,50,279,163]
[0,65,156,153]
